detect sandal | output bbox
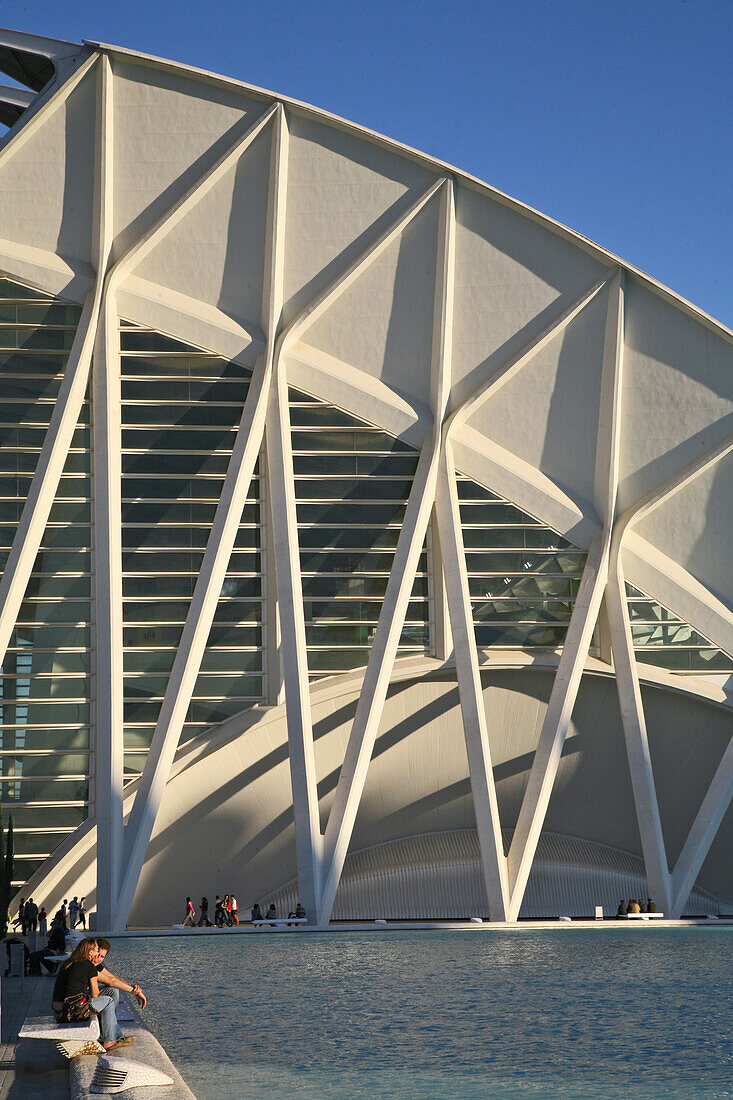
[106,1035,136,1051]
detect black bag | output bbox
[59,991,94,1023]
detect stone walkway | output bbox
[0,972,69,1099]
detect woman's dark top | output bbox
[53,959,96,1003]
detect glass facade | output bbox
[121,323,263,779]
[0,285,728,890]
[458,475,587,649]
[0,277,87,886]
[626,583,733,674]
[290,387,430,677]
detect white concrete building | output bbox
[0,29,730,930]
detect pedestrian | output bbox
[197,897,212,927]
[230,895,239,926]
[182,897,196,927]
[223,894,233,926]
[68,896,79,928]
[77,897,87,929]
[12,898,25,933]
[38,905,48,937]
[24,898,38,933]
[59,899,68,929]
[214,896,225,927]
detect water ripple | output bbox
[108,928,733,1099]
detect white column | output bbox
[506,535,609,919]
[115,105,286,929]
[259,174,446,927]
[505,270,625,921]
[605,561,672,913]
[92,298,124,931]
[607,431,733,919]
[88,56,124,933]
[434,445,508,919]
[317,178,453,926]
[265,361,323,921]
[435,268,623,921]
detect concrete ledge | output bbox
[20,1013,100,1041]
[70,1010,196,1099]
[108,917,733,936]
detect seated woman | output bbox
[51,938,134,1052]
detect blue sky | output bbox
[4,0,732,327]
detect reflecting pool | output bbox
[109,929,732,1099]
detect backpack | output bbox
[59,991,94,1023]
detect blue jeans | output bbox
[92,987,122,1044]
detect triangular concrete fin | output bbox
[303,191,442,412]
[133,121,273,332]
[0,68,96,267]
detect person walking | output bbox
[214,896,225,927]
[38,905,48,937]
[68,897,79,928]
[182,897,196,927]
[197,897,212,927]
[230,895,239,926]
[77,897,87,929]
[12,899,25,934]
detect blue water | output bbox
[108,929,732,1099]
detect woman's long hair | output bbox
[64,937,98,968]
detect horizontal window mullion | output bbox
[2,802,87,808]
[0,774,88,781]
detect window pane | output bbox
[0,280,91,869]
[458,470,586,650]
[289,387,428,676]
[120,322,264,762]
[625,582,733,672]
[0,728,89,751]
